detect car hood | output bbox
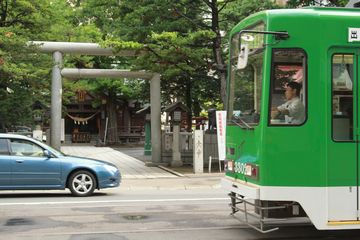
[62,155,118,168]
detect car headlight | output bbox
[104,164,118,173]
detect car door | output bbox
[0,138,11,187]
[9,139,62,187]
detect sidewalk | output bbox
[121,173,224,190]
[61,146,225,190]
[113,147,225,190]
[61,146,177,179]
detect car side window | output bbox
[10,139,44,157]
[0,139,9,155]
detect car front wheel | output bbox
[68,170,96,197]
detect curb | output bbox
[157,165,186,177]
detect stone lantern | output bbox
[164,102,190,167]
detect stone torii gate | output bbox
[31,41,161,164]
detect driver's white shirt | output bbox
[277,97,305,124]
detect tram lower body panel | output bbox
[222,177,360,231]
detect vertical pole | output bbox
[194,129,204,173]
[144,120,152,156]
[51,51,63,150]
[150,73,161,163]
[104,117,109,145]
[208,156,212,173]
[171,124,183,167]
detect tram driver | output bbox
[271,81,305,124]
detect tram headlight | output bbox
[244,163,259,180]
[225,160,234,172]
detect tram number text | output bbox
[234,162,246,174]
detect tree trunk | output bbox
[209,0,227,106]
[0,0,8,27]
[185,77,192,132]
[193,100,201,117]
[106,93,118,144]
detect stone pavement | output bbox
[61,146,224,190]
[120,174,223,190]
[61,146,177,179]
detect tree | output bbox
[72,0,213,131]
[67,0,282,133]
[0,0,108,130]
[0,0,55,128]
[117,0,282,120]
[122,0,221,129]
[155,0,278,107]
[286,0,346,7]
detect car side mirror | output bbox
[43,149,53,158]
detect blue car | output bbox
[0,134,121,196]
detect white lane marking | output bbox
[9,226,248,237]
[0,197,228,206]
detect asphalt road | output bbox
[1,187,360,240]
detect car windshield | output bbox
[47,145,66,156]
[35,139,66,156]
[227,23,265,127]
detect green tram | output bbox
[221,6,360,232]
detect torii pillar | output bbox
[149,73,161,163]
[51,51,63,151]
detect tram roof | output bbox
[269,7,360,17]
[231,7,360,35]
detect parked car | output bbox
[0,134,121,196]
[9,125,32,133]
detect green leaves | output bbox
[100,39,144,52]
[0,0,71,127]
[286,0,346,7]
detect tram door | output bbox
[327,49,360,222]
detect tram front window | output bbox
[227,24,264,127]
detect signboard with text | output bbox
[349,28,360,42]
[216,111,227,161]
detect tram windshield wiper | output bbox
[231,118,254,130]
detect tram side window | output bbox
[332,54,354,141]
[269,49,306,126]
